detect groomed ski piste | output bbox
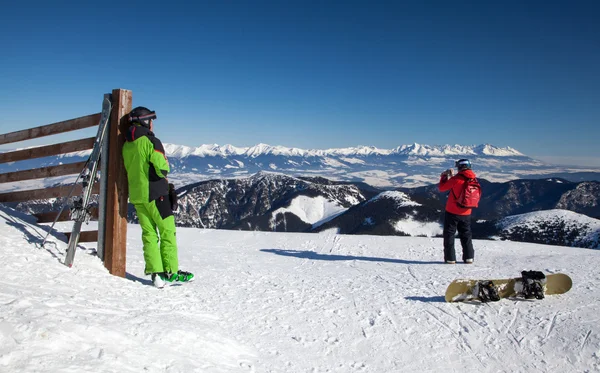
[1,206,599,373]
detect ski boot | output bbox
[521,271,546,299]
[152,273,166,288]
[172,270,194,282]
[477,280,501,302]
[151,270,194,288]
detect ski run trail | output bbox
[0,206,599,373]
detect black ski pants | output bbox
[443,211,474,262]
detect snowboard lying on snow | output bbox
[445,271,572,303]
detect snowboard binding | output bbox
[521,271,546,299]
[477,280,501,302]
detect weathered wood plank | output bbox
[0,161,89,184]
[0,183,99,203]
[34,206,99,223]
[0,137,95,164]
[0,113,100,145]
[103,89,131,277]
[63,230,99,243]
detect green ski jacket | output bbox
[122,125,170,204]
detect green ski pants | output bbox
[134,198,179,274]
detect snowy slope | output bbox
[1,206,600,372]
[498,209,600,249]
[368,191,422,207]
[270,195,348,228]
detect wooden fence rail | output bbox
[34,207,99,224]
[0,137,96,164]
[0,114,100,145]
[0,183,100,203]
[0,161,90,184]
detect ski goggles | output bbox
[129,111,157,123]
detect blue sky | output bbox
[1,1,599,166]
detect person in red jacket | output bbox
[438,159,476,264]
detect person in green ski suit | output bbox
[122,106,193,288]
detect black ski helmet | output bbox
[128,106,156,128]
[455,159,472,171]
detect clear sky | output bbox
[1,1,599,166]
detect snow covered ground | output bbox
[1,206,600,372]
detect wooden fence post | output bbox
[103,89,132,277]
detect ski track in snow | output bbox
[1,207,600,372]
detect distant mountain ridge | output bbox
[170,172,369,232]
[162,142,524,158]
[161,173,600,249]
[151,142,571,188]
[3,172,599,249]
[1,142,599,193]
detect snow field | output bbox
[1,206,600,372]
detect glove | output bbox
[168,183,178,211]
[440,169,454,178]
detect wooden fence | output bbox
[0,89,132,277]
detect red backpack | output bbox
[457,176,481,208]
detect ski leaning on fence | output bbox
[445,271,573,303]
[63,97,113,268]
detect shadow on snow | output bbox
[126,272,153,286]
[260,249,441,265]
[0,205,99,264]
[404,296,446,303]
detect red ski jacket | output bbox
[438,169,477,216]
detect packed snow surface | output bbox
[1,207,600,372]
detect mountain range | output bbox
[163,142,599,188]
[150,172,600,249]
[2,142,599,193]
[2,142,599,250]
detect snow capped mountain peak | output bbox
[397,143,443,156]
[195,144,224,156]
[163,144,196,158]
[369,191,422,207]
[245,143,274,157]
[474,144,524,156]
[217,144,247,155]
[164,143,249,158]
[391,143,523,157]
